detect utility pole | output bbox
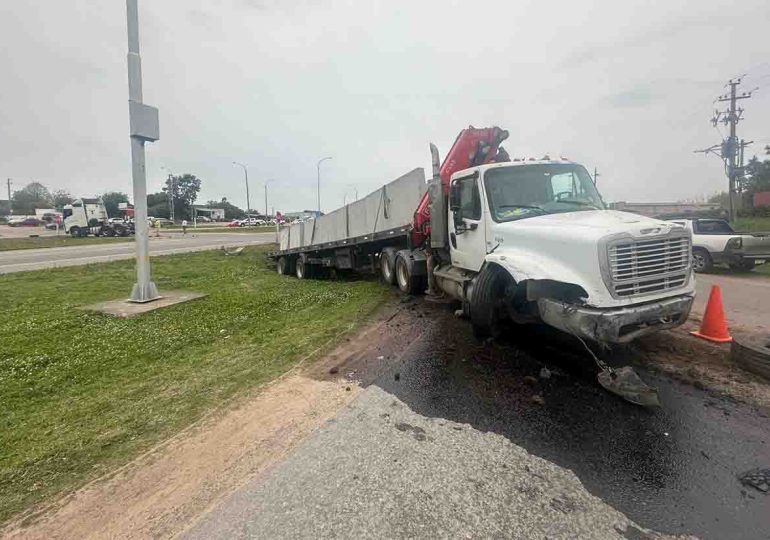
[593,167,600,185]
[232,162,250,217]
[317,156,332,214]
[695,77,754,223]
[6,179,11,214]
[126,0,160,303]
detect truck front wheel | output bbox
[470,264,510,339]
[70,227,80,238]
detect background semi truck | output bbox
[62,198,134,237]
[269,126,695,345]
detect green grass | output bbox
[733,216,770,232]
[0,236,133,251]
[0,246,388,523]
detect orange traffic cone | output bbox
[691,285,732,343]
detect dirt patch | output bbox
[633,321,770,410]
[1,298,425,540]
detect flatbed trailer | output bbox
[268,168,427,279]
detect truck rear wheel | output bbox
[470,264,509,339]
[395,253,423,295]
[380,248,397,285]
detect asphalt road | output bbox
[0,232,275,273]
[184,301,770,540]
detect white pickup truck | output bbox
[668,218,770,272]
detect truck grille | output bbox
[608,235,691,297]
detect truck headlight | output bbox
[726,237,742,249]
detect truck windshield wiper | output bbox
[556,199,601,209]
[498,204,546,212]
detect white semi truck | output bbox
[62,198,133,237]
[269,127,695,347]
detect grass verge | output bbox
[0,246,388,523]
[0,236,133,251]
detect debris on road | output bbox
[598,367,661,407]
[539,367,551,379]
[531,394,545,405]
[739,468,770,493]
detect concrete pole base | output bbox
[128,281,161,303]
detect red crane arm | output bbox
[412,126,509,246]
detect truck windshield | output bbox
[484,164,604,222]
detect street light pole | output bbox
[232,162,250,217]
[264,179,271,218]
[317,156,332,215]
[126,0,160,303]
[161,166,174,222]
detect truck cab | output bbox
[435,160,695,343]
[63,198,109,237]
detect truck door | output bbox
[449,175,486,271]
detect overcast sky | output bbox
[2,0,769,213]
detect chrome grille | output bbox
[608,235,690,297]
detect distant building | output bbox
[193,206,226,221]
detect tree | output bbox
[744,147,770,195]
[147,192,169,219]
[101,191,130,217]
[164,174,202,221]
[11,182,52,214]
[206,198,245,220]
[51,189,74,209]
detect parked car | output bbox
[196,216,212,223]
[8,216,43,227]
[226,219,242,228]
[668,218,770,272]
[45,222,59,230]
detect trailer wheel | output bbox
[395,253,423,295]
[296,255,311,280]
[380,248,397,285]
[277,256,289,276]
[470,264,509,339]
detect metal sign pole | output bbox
[126,0,160,302]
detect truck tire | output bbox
[380,248,397,285]
[692,248,712,273]
[296,255,311,280]
[395,252,423,295]
[70,226,80,238]
[470,264,509,339]
[277,256,289,276]
[731,335,770,380]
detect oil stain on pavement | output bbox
[185,299,769,540]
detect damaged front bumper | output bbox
[537,294,694,344]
